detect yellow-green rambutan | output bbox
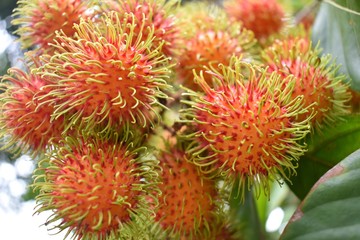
[261,36,352,130]
[35,11,173,134]
[0,60,66,157]
[12,0,95,54]
[33,131,160,239]
[180,57,312,199]
[175,1,224,37]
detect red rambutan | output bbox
[224,0,285,41]
[12,0,95,54]
[0,63,66,157]
[33,133,159,239]
[36,11,173,133]
[261,36,352,130]
[180,58,312,199]
[153,144,223,239]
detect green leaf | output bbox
[288,114,360,199]
[280,148,360,240]
[312,0,360,91]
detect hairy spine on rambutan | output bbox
[151,142,225,239]
[102,0,180,57]
[0,63,66,157]
[175,5,257,91]
[12,0,95,54]
[261,36,352,131]
[33,131,160,239]
[180,57,312,199]
[35,11,173,134]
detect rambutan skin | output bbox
[33,133,159,239]
[224,0,285,40]
[12,0,95,54]
[261,36,352,130]
[154,146,223,239]
[36,11,173,133]
[0,66,66,156]
[180,58,312,198]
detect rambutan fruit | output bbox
[0,62,66,157]
[175,1,224,37]
[180,58,312,199]
[261,36,352,130]
[224,0,285,41]
[102,0,180,57]
[350,89,360,113]
[36,11,173,134]
[153,143,224,239]
[175,7,257,91]
[12,0,95,54]
[33,132,159,239]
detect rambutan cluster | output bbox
[0,0,353,239]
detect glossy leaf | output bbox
[280,148,360,240]
[312,0,360,91]
[288,114,360,199]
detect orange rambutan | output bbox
[0,61,66,157]
[224,0,285,41]
[33,133,159,239]
[175,6,257,91]
[153,143,224,239]
[102,0,180,57]
[36,11,173,134]
[180,58,312,199]
[261,36,352,130]
[12,0,95,54]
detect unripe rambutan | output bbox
[180,58,312,199]
[12,0,95,54]
[33,133,159,239]
[0,63,66,157]
[224,0,285,41]
[175,2,224,37]
[36,11,173,134]
[175,6,257,91]
[153,144,224,239]
[102,0,180,57]
[261,36,352,130]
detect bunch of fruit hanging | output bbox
[0,0,353,239]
